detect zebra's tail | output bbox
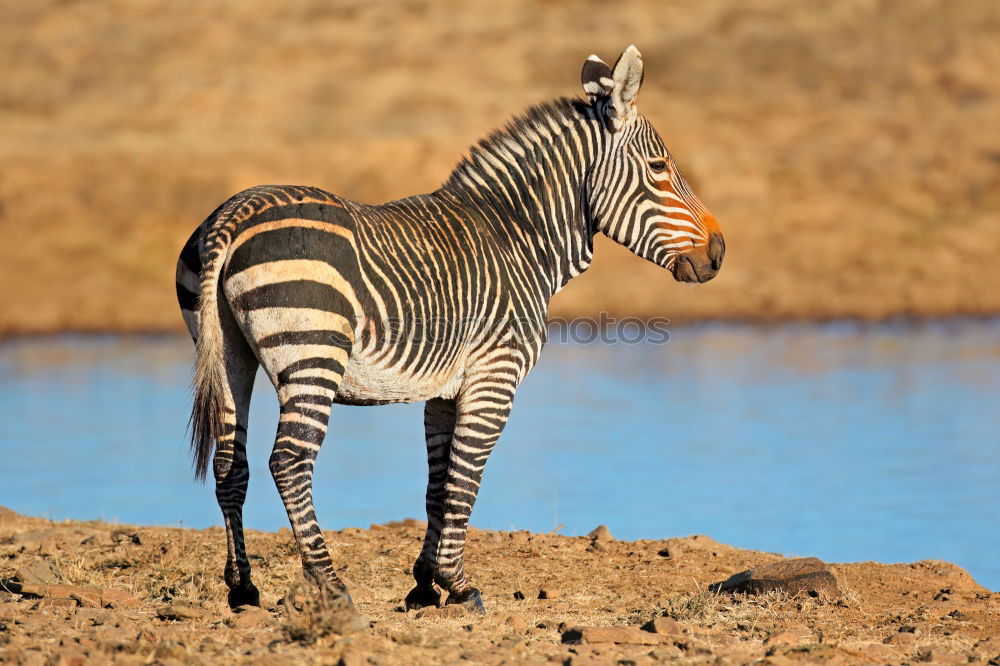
[190,219,235,481]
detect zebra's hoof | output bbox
[227,582,261,609]
[404,585,441,611]
[445,587,486,614]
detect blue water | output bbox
[1,321,998,589]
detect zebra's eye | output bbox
[648,159,668,173]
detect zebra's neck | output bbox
[439,98,603,298]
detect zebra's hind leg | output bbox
[214,345,260,608]
[178,256,261,609]
[433,375,516,613]
[405,397,457,611]
[222,230,361,608]
[269,378,354,609]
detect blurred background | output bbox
[1,1,998,588]
[1,0,999,331]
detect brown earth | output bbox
[2,508,999,665]
[1,1,999,335]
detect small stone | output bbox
[841,642,898,661]
[414,604,468,619]
[39,539,60,556]
[100,588,139,609]
[15,560,60,585]
[916,648,967,664]
[762,656,796,666]
[80,532,113,547]
[766,630,799,647]
[16,582,95,601]
[459,650,495,663]
[75,608,110,625]
[14,582,49,597]
[157,600,209,621]
[641,616,685,636]
[69,589,102,609]
[509,531,531,546]
[503,612,529,634]
[587,525,612,541]
[649,645,684,661]
[110,530,141,546]
[381,518,425,530]
[35,597,77,609]
[709,557,839,598]
[45,584,83,599]
[538,587,560,600]
[12,528,54,548]
[677,638,715,655]
[227,606,274,629]
[562,625,664,645]
[884,631,917,646]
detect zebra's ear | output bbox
[581,54,614,105]
[609,45,644,127]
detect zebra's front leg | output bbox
[269,389,354,610]
[405,397,457,610]
[435,380,515,613]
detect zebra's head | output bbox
[582,46,725,283]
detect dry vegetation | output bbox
[1,0,999,335]
[3,508,999,665]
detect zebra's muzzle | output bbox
[672,232,724,283]
[671,253,718,283]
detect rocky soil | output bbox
[0,509,1000,665]
[1,507,998,664]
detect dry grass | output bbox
[1,0,999,334]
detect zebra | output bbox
[174,45,724,614]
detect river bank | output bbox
[1,508,998,664]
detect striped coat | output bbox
[175,46,723,614]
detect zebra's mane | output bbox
[443,97,591,193]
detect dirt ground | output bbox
[2,1,1000,335]
[1,507,998,665]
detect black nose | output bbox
[708,233,725,270]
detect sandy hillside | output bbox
[1,0,999,334]
[1,508,998,664]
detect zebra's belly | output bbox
[335,351,465,406]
